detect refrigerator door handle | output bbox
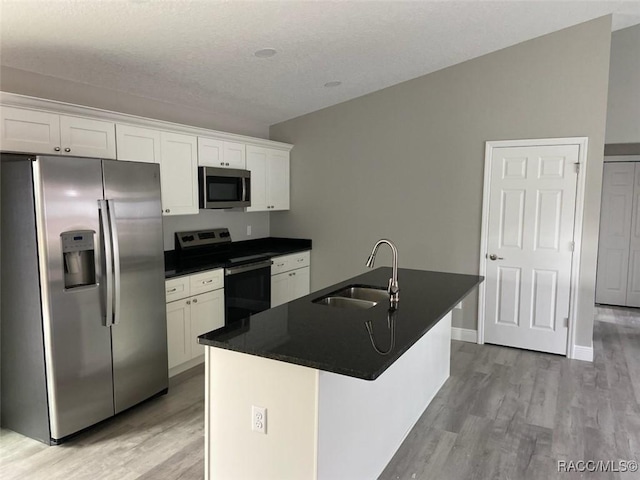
[98,200,114,326]
[107,199,122,325]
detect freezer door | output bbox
[102,160,168,413]
[34,156,115,441]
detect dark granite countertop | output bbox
[198,267,483,380]
[164,237,312,278]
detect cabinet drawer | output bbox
[190,269,223,295]
[271,251,310,275]
[166,276,190,302]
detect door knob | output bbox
[489,254,504,261]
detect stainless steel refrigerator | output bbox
[1,154,168,444]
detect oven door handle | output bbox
[225,259,273,276]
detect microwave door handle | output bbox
[99,200,114,327]
[242,177,247,202]
[107,199,122,325]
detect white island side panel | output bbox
[316,312,452,480]
[205,347,319,480]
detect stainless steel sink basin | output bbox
[332,286,389,303]
[313,296,378,310]
[312,285,388,310]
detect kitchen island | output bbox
[198,267,482,480]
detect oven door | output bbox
[224,260,271,325]
[199,167,251,209]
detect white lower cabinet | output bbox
[190,290,225,358]
[271,251,311,307]
[165,269,224,375]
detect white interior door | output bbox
[626,164,640,307]
[483,144,579,355]
[595,163,634,305]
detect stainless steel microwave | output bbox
[198,167,251,209]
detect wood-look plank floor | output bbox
[1,306,639,480]
[380,306,640,480]
[0,365,206,480]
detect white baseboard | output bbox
[451,327,477,343]
[571,345,594,362]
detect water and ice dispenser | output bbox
[61,230,96,289]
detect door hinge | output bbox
[574,162,580,173]
[570,241,575,252]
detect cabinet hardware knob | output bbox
[64,148,71,152]
[54,147,61,152]
[220,162,224,166]
[225,162,229,166]
[186,300,191,305]
[192,298,198,303]
[165,209,170,213]
[167,288,177,293]
[203,279,213,284]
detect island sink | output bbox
[312,284,389,310]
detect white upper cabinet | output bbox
[268,149,290,211]
[198,137,246,169]
[246,146,268,211]
[1,107,116,159]
[160,132,199,216]
[223,141,246,169]
[246,145,290,212]
[59,115,116,159]
[1,107,60,154]
[116,124,161,163]
[1,95,293,217]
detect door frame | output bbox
[477,137,589,359]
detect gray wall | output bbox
[605,24,640,144]
[270,16,612,348]
[0,66,268,139]
[163,210,269,251]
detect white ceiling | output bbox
[1,1,639,131]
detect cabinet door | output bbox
[198,137,224,167]
[268,150,290,210]
[271,272,290,307]
[190,290,225,358]
[290,267,310,301]
[116,124,161,163]
[160,132,199,215]
[167,299,191,369]
[0,106,61,154]
[246,145,268,212]
[223,141,246,169]
[60,115,116,159]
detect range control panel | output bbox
[175,228,232,250]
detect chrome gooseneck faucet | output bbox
[366,239,399,307]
